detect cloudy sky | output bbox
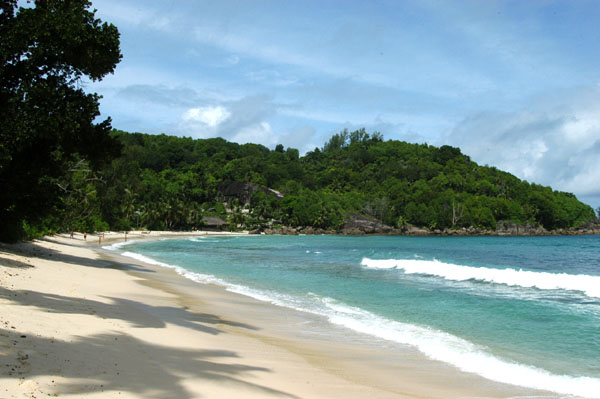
[88,0,600,209]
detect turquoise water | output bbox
[109,235,600,398]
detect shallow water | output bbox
[108,235,600,398]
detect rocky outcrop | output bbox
[218,181,283,206]
[495,220,600,236]
[404,225,431,235]
[495,220,547,235]
[550,221,600,235]
[218,182,259,205]
[257,216,600,237]
[258,214,400,235]
[260,226,334,235]
[339,213,396,235]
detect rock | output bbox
[218,181,283,206]
[339,213,397,235]
[496,220,547,236]
[302,226,315,234]
[260,218,600,237]
[404,224,429,235]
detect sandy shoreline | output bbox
[1,232,555,398]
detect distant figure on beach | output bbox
[84,232,87,240]
[70,231,74,239]
[124,231,128,241]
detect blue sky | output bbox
[88,0,600,209]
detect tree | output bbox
[322,130,349,152]
[0,0,121,241]
[451,200,464,227]
[349,127,369,144]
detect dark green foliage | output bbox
[322,127,382,153]
[5,114,596,235]
[0,0,121,241]
[60,128,593,234]
[280,190,344,229]
[2,5,591,240]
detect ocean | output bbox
[107,234,600,398]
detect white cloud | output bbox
[175,96,274,142]
[173,95,320,152]
[231,122,274,145]
[277,126,318,154]
[447,87,600,202]
[182,106,231,127]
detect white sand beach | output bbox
[0,232,552,398]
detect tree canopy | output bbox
[0,2,594,240]
[38,128,593,235]
[0,0,121,241]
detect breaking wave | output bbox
[361,258,600,298]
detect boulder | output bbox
[218,181,283,206]
[340,213,396,235]
[496,220,547,235]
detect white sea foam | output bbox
[361,258,600,298]
[103,240,136,251]
[120,251,171,268]
[116,250,310,312]
[115,249,600,398]
[317,297,600,398]
[118,251,223,284]
[188,237,219,243]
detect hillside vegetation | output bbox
[36,128,595,236]
[4,2,592,241]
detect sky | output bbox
[87,0,600,210]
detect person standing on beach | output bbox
[84,232,87,240]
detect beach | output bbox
[0,233,558,398]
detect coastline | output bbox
[260,221,600,236]
[1,232,560,398]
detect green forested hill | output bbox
[45,128,595,235]
[1,1,596,242]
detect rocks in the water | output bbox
[256,215,600,237]
[496,220,547,235]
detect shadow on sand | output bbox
[0,252,34,269]
[0,239,297,398]
[0,286,293,398]
[0,286,257,334]
[0,328,298,399]
[4,237,154,273]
